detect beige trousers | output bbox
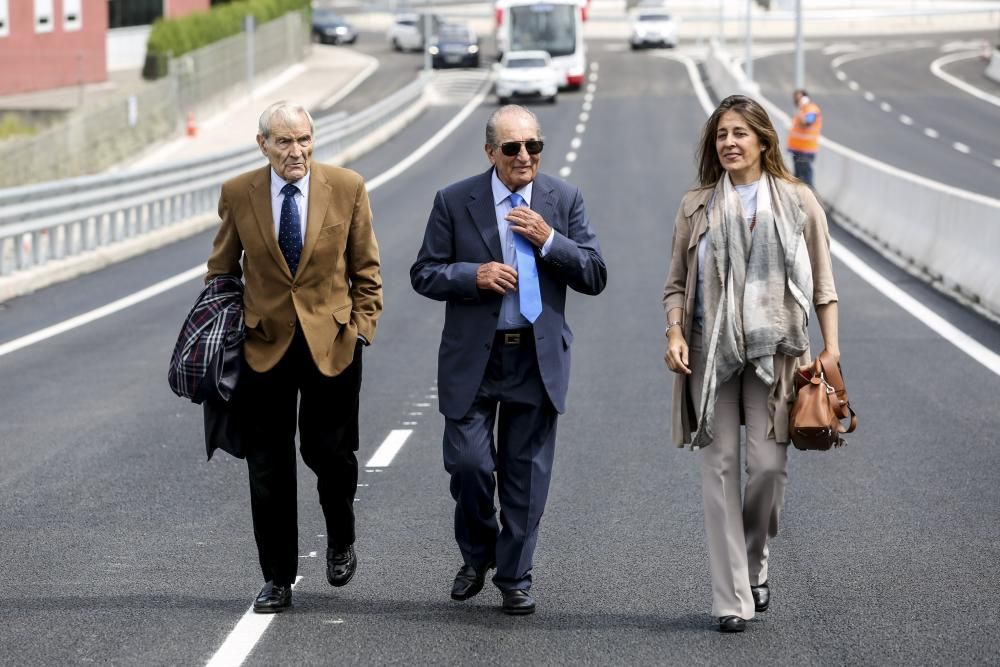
[689,333,788,619]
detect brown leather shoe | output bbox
[450,562,495,601]
[327,545,357,587]
[253,581,292,613]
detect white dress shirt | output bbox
[269,168,311,241]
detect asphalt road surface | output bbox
[1,38,999,666]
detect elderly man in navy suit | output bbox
[411,105,607,615]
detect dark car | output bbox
[428,23,480,69]
[312,10,358,45]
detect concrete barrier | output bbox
[704,44,1000,319]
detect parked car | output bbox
[387,12,440,52]
[429,23,480,69]
[311,10,358,45]
[628,9,677,49]
[495,50,559,104]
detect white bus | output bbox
[494,0,588,90]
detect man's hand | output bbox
[476,262,518,295]
[506,206,552,248]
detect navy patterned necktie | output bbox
[278,183,302,276]
[509,192,542,322]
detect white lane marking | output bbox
[570,137,582,150]
[953,142,970,154]
[559,166,572,178]
[588,72,599,82]
[565,151,577,163]
[0,265,206,359]
[205,576,303,667]
[582,101,592,112]
[993,159,1000,169]
[879,102,892,112]
[319,57,380,110]
[1,82,491,358]
[365,429,413,467]
[408,411,423,416]
[930,51,1000,108]
[575,123,586,133]
[366,84,490,191]
[578,111,589,122]
[924,127,939,138]
[848,80,859,90]
[590,62,599,71]
[835,70,847,81]
[673,51,1000,380]
[402,421,418,426]
[899,114,913,125]
[863,91,875,101]
[831,239,1000,377]
[586,83,597,93]
[584,93,594,103]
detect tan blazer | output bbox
[662,180,838,447]
[207,163,383,377]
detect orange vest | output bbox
[787,101,822,154]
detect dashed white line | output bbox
[414,402,430,407]
[863,91,875,101]
[586,83,597,93]
[879,102,892,112]
[953,142,970,154]
[582,101,592,112]
[575,123,586,133]
[588,72,599,82]
[570,137,582,150]
[848,81,859,91]
[899,114,913,125]
[590,62,599,71]
[924,128,939,139]
[584,93,594,103]
[205,576,303,667]
[993,159,1000,169]
[578,112,589,122]
[365,429,413,468]
[565,152,577,163]
[559,166,572,178]
[835,70,847,80]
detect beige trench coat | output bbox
[662,180,838,448]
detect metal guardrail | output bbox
[0,77,427,277]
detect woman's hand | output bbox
[665,330,692,375]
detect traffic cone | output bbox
[186,111,197,137]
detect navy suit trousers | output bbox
[443,330,558,592]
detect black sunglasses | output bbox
[497,140,544,156]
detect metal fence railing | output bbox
[0,77,429,277]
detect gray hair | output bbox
[257,101,315,139]
[485,105,541,145]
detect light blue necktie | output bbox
[509,193,541,323]
[278,183,302,276]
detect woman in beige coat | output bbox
[662,95,840,633]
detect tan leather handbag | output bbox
[789,350,857,450]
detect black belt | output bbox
[495,328,532,345]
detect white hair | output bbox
[257,101,315,139]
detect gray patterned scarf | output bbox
[691,173,813,449]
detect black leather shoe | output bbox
[501,589,536,615]
[253,581,291,613]
[751,581,770,612]
[450,562,494,601]
[718,615,746,633]
[327,545,357,587]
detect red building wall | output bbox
[0,0,108,96]
[166,0,211,19]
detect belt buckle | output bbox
[504,332,521,345]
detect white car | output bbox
[629,9,677,49]
[387,13,426,52]
[495,50,559,104]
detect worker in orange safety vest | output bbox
[787,89,822,187]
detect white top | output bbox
[269,168,311,241]
[693,179,760,328]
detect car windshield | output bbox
[507,58,548,68]
[439,26,470,40]
[509,5,576,58]
[396,19,417,27]
[639,13,670,21]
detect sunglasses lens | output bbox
[499,140,544,156]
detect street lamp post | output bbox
[745,0,753,81]
[794,0,804,88]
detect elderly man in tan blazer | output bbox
[206,100,382,614]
